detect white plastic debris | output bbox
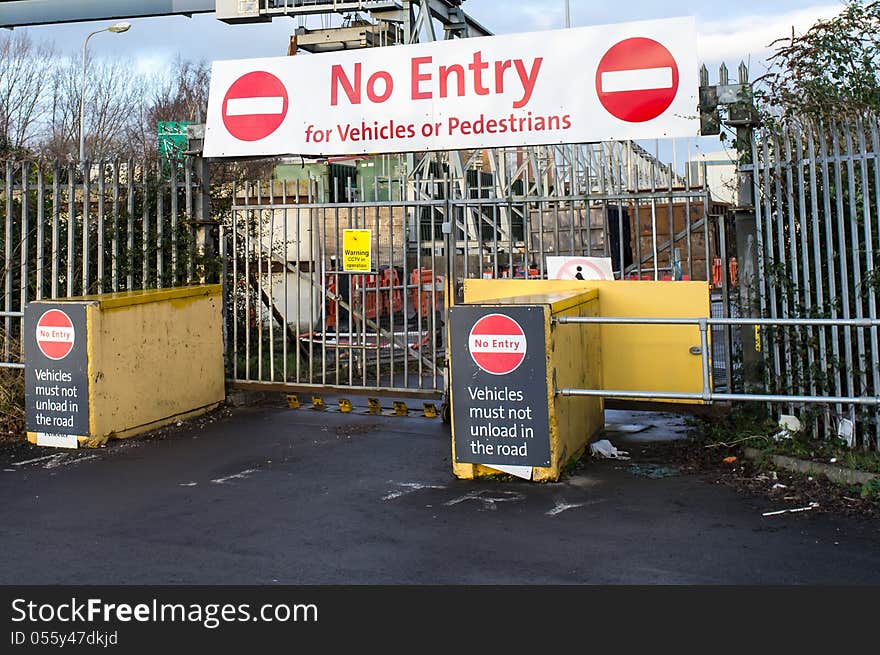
[762,502,819,517]
[779,414,802,433]
[837,418,854,448]
[772,414,802,441]
[590,439,630,460]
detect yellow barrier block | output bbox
[422,403,438,418]
[338,398,353,413]
[311,395,326,411]
[287,393,300,409]
[450,288,603,482]
[26,285,224,448]
[392,401,408,416]
[366,398,382,415]
[462,279,710,402]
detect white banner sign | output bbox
[204,16,698,158]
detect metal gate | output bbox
[224,144,718,398]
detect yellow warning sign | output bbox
[342,229,372,272]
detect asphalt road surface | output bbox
[1,405,879,585]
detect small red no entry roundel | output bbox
[222,71,289,142]
[36,309,75,360]
[468,314,527,375]
[595,37,679,123]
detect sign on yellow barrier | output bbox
[342,229,372,272]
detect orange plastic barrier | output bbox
[411,268,442,317]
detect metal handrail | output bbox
[553,315,880,406]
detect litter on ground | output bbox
[590,439,630,460]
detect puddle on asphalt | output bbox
[626,463,681,479]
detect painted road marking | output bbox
[211,468,258,484]
[45,454,98,469]
[382,481,446,501]
[12,454,61,466]
[545,498,606,516]
[444,489,525,511]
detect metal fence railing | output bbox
[742,116,880,446]
[1,157,203,369]
[556,315,880,410]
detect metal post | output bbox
[731,68,762,393]
[194,155,214,283]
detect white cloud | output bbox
[696,4,842,73]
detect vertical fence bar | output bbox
[97,162,105,294]
[2,162,9,360]
[268,181,276,383]
[67,164,75,297]
[685,163,693,281]
[184,158,194,284]
[307,178,314,385]
[141,160,149,289]
[844,119,868,440]
[51,162,60,299]
[806,126,830,434]
[793,128,817,407]
[666,165,674,280]
[818,126,844,422]
[156,162,164,289]
[232,182,239,381]
[36,165,45,301]
[170,160,179,285]
[111,160,120,292]
[256,182,264,382]
[126,159,134,292]
[869,118,880,447]
[782,128,802,404]
[650,156,659,279]
[831,122,856,430]
[771,133,793,403]
[244,182,251,381]
[19,162,29,359]
[82,167,90,295]
[281,183,288,384]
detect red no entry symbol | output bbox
[596,37,679,123]
[36,309,75,360]
[222,71,289,142]
[468,314,527,375]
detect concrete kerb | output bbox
[743,446,880,487]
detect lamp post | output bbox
[564,1,570,28]
[79,21,131,167]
